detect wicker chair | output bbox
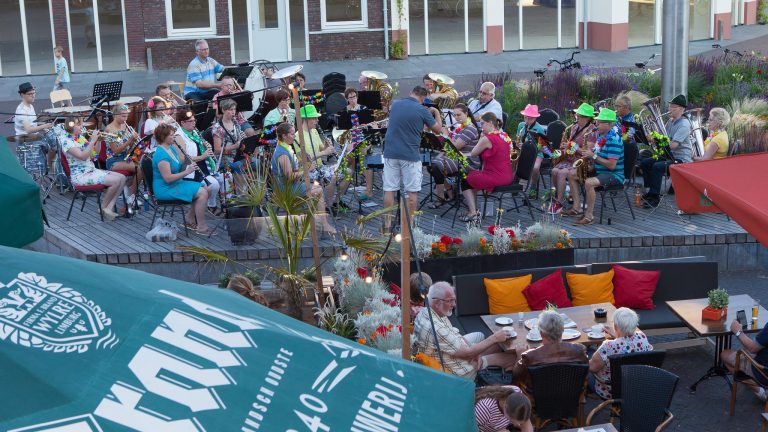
[730,349,768,417]
[527,362,589,429]
[603,350,667,419]
[587,365,678,432]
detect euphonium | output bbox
[637,96,675,160]
[684,108,706,158]
[429,73,458,110]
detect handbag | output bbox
[475,366,514,387]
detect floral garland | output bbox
[67,133,94,160]
[449,118,471,141]
[301,91,324,105]
[649,131,670,160]
[258,124,278,146]
[552,140,579,160]
[442,141,470,179]
[337,113,370,182]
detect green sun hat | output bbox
[572,102,595,118]
[299,104,321,118]
[594,107,618,123]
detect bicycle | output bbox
[533,50,581,78]
[711,43,744,61]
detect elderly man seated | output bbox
[414,282,516,380]
[513,310,588,390]
[467,82,503,122]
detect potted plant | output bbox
[702,288,729,320]
[225,163,268,245]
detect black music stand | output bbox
[416,134,450,210]
[621,120,647,144]
[220,66,254,88]
[337,109,373,129]
[89,81,122,128]
[357,91,382,110]
[216,91,254,115]
[234,135,263,162]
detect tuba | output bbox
[684,108,706,158]
[637,96,673,159]
[429,72,459,110]
[362,70,394,118]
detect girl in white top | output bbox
[143,96,175,152]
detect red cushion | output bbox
[75,184,107,191]
[522,270,573,310]
[611,264,660,310]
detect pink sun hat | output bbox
[520,104,541,118]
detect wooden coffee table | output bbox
[481,303,617,351]
[666,294,768,392]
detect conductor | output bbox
[382,86,442,233]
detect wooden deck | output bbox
[34,175,760,278]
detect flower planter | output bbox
[224,206,263,245]
[702,305,728,321]
[383,248,574,286]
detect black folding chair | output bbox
[537,108,560,126]
[482,141,538,223]
[587,365,678,432]
[140,156,191,237]
[595,140,639,224]
[528,362,589,429]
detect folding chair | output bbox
[140,156,191,237]
[595,140,639,224]
[481,141,538,222]
[61,150,107,222]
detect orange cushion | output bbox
[566,270,615,306]
[484,275,533,314]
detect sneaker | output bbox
[756,387,767,402]
[547,202,563,215]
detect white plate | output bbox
[495,317,514,326]
[525,315,576,329]
[502,326,517,338]
[588,331,605,339]
[524,318,538,330]
[562,329,582,340]
[526,330,542,342]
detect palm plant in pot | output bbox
[226,162,268,245]
[703,288,729,320]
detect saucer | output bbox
[502,326,517,338]
[526,330,542,342]
[495,317,514,326]
[588,331,606,339]
[562,329,581,340]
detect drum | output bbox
[115,96,144,129]
[42,124,66,152]
[16,142,46,176]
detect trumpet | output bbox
[83,128,119,140]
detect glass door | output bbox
[628,0,657,47]
[67,0,128,72]
[0,0,55,76]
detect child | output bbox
[53,46,70,91]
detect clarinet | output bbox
[174,139,211,186]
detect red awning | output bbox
[670,153,768,247]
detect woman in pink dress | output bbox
[460,112,514,222]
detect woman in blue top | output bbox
[515,104,548,197]
[270,123,336,234]
[152,123,213,235]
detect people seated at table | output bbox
[515,104,547,196]
[61,119,126,221]
[513,310,588,390]
[104,104,143,205]
[344,87,367,112]
[264,90,295,127]
[474,385,534,432]
[427,104,480,209]
[722,317,768,402]
[566,108,625,225]
[549,103,596,214]
[588,307,653,400]
[271,123,336,234]
[639,94,694,208]
[152,123,213,235]
[212,76,256,137]
[174,110,221,213]
[184,39,224,102]
[459,112,513,223]
[468,82,504,123]
[227,274,270,307]
[414,281,516,380]
[694,107,730,161]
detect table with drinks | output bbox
[666,294,768,392]
[481,303,617,351]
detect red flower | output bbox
[440,235,452,245]
[356,267,367,278]
[758,69,763,75]
[488,225,497,235]
[381,297,397,306]
[397,325,403,333]
[453,238,463,245]
[506,229,515,238]
[376,324,389,335]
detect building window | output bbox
[321,0,368,29]
[165,0,216,36]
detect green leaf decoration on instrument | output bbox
[649,131,670,161]
[442,142,470,179]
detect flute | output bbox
[174,138,211,186]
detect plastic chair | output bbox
[50,89,73,107]
[140,156,191,237]
[527,362,590,429]
[481,141,538,223]
[587,365,678,432]
[594,140,639,224]
[61,150,107,222]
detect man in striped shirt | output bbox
[184,39,224,102]
[572,108,624,225]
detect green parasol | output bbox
[0,137,43,247]
[0,246,478,431]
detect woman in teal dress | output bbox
[152,123,213,235]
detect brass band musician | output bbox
[212,76,256,137]
[174,110,222,214]
[549,103,596,215]
[104,104,143,207]
[264,90,295,127]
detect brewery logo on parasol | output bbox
[0,272,118,354]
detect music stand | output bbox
[337,109,374,129]
[621,120,647,144]
[220,66,254,88]
[216,91,254,115]
[357,91,382,110]
[90,81,122,127]
[234,135,263,162]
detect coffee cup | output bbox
[502,326,517,338]
[591,324,605,336]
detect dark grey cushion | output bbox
[636,304,685,330]
[457,315,493,337]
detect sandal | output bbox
[561,208,583,217]
[459,212,480,223]
[195,227,217,236]
[428,197,449,209]
[184,222,198,231]
[573,216,594,225]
